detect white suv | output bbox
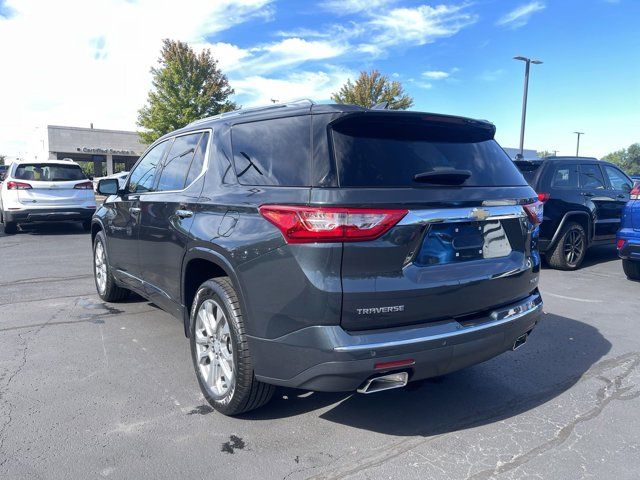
[0,159,97,234]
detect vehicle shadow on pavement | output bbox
[542,245,619,270]
[245,314,611,435]
[5,222,90,236]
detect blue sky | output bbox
[1,0,638,158]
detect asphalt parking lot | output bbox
[0,223,638,480]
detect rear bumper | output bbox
[617,230,640,260]
[3,207,95,223]
[250,292,543,392]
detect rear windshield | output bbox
[514,161,542,185]
[331,114,527,188]
[14,163,86,182]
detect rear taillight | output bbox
[523,200,544,226]
[6,181,32,190]
[617,239,626,250]
[630,185,640,200]
[259,205,408,244]
[537,192,550,203]
[74,181,94,190]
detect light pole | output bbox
[514,56,543,158]
[574,132,584,156]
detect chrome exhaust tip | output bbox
[357,371,409,394]
[512,333,528,351]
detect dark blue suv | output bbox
[92,101,543,415]
[617,182,640,279]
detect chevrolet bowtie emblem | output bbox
[469,208,490,221]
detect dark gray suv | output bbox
[92,101,544,415]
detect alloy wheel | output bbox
[94,241,107,294]
[194,299,235,397]
[563,228,584,267]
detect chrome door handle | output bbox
[129,207,141,214]
[175,209,193,218]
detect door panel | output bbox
[137,131,209,314]
[107,139,169,287]
[579,164,614,238]
[105,194,142,288]
[602,165,632,235]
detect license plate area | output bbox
[414,221,512,266]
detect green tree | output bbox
[602,143,640,176]
[537,150,554,158]
[137,39,237,144]
[331,70,413,110]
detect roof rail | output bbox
[187,99,315,127]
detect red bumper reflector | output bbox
[374,359,415,370]
[617,239,626,250]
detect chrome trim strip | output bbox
[397,205,526,226]
[333,298,542,353]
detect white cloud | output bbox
[422,70,450,79]
[208,37,347,75]
[232,68,354,106]
[478,69,506,81]
[0,0,273,156]
[367,4,478,48]
[497,2,545,29]
[320,0,397,15]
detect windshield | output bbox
[14,163,86,182]
[331,114,528,188]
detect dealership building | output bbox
[47,125,147,177]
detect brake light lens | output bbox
[6,181,32,190]
[74,181,94,190]
[259,205,408,244]
[630,185,640,200]
[537,192,550,203]
[523,200,544,226]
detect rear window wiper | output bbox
[413,169,471,186]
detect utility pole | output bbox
[574,132,585,156]
[514,56,543,157]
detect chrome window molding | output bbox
[125,128,213,196]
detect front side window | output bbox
[14,163,86,181]
[231,116,311,186]
[579,164,606,190]
[128,140,169,193]
[156,133,202,191]
[603,165,632,191]
[550,164,578,189]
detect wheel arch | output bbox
[181,247,246,338]
[548,211,592,250]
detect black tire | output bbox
[547,222,587,270]
[622,259,640,280]
[93,230,130,301]
[190,277,274,416]
[3,221,17,234]
[82,219,91,231]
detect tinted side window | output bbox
[185,132,210,186]
[231,116,311,186]
[128,140,169,193]
[579,164,606,190]
[157,133,202,191]
[603,165,632,191]
[550,164,578,189]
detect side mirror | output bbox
[97,178,119,195]
[0,173,5,182]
